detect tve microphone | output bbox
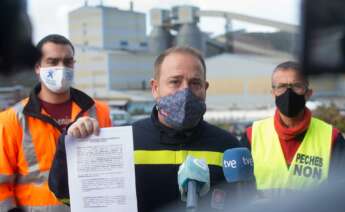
[223,147,254,183]
[178,155,210,212]
[222,147,255,205]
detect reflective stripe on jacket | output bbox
[0,85,111,211]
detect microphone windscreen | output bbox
[223,147,254,183]
[178,155,210,200]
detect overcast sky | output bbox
[28,0,301,43]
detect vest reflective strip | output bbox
[0,197,16,211]
[87,105,98,120]
[12,103,47,184]
[0,174,15,184]
[21,204,70,212]
[16,170,49,184]
[135,150,223,167]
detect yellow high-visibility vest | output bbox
[252,117,332,190]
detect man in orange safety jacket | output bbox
[0,34,111,212]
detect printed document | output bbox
[65,126,137,212]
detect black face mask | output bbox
[275,88,306,118]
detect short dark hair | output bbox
[154,46,206,80]
[273,61,309,85]
[36,34,74,57]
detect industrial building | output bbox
[69,4,154,99]
[148,5,298,57]
[67,3,345,116]
[206,54,285,109]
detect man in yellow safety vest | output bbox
[241,61,345,194]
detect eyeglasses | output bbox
[272,83,308,95]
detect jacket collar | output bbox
[23,83,95,115]
[22,84,95,132]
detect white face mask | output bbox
[39,66,74,93]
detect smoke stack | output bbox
[130,1,134,11]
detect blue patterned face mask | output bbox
[156,88,206,130]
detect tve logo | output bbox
[242,157,253,167]
[224,160,237,168]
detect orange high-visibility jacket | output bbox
[0,85,111,212]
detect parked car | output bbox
[110,109,131,126]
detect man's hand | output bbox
[67,117,100,138]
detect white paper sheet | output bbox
[65,126,137,212]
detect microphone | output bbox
[223,147,254,183]
[222,147,255,204]
[178,155,210,212]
